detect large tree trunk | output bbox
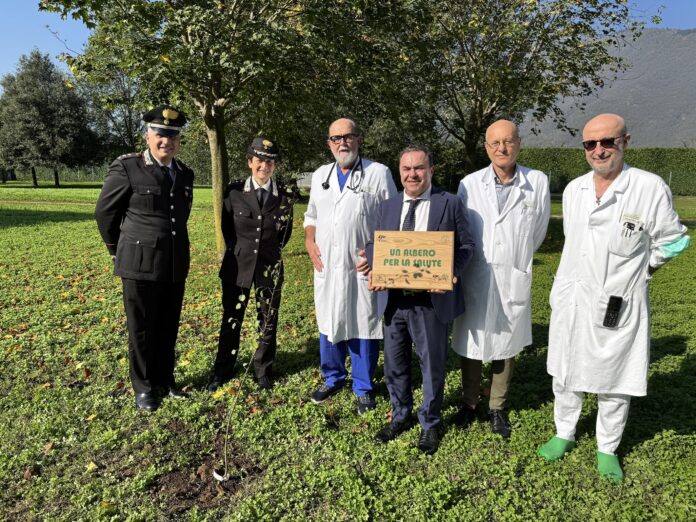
[9,169,16,181]
[203,105,230,260]
[31,166,38,188]
[53,167,61,188]
[1,171,6,184]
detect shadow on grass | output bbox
[622,334,694,452]
[0,208,93,229]
[274,335,321,379]
[565,335,694,455]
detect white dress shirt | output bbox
[400,186,432,231]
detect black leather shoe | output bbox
[357,393,376,415]
[257,375,273,391]
[135,392,160,412]
[418,428,440,455]
[310,383,344,403]
[375,417,413,443]
[489,409,512,438]
[166,386,187,399]
[207,376,229,392]
[454,406,478,429]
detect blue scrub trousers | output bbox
[319,334,379,396]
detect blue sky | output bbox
[0,0,694,78]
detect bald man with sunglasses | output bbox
[539,114,690,482]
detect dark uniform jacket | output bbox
[95,149,194,282]
[219,177,296,288]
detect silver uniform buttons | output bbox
[171,218,176,222]
[253,249,257,253]
[170,205,174,210]
[172,231,177,236]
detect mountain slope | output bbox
[520,28,696,147]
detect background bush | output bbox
[518,148,696,195]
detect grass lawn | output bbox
[1,182,695,520]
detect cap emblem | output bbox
[162,108,179,125]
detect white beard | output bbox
[333,149,359,169]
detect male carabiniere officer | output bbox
[96,105,194,412]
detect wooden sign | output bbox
[372,230,454,291]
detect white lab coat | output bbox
[451,164,550,362]
[304,158,397,343]
[547,165,690,396]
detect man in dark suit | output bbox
[207,136,297,392]
[367,145,474,454]
[95,105,194,412]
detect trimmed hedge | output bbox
[518,148,696,195]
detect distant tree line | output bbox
[0,50,139,187]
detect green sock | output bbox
[538,436,576,461]
[597,451,623,483]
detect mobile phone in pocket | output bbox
[603,295,623,328]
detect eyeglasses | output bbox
[328,133,359,144]
[582,135,625,151]
[485,139,519,149]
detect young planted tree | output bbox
[0,50,94,187]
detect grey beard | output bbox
[333,150,359,169]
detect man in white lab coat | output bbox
[304,118,397,414]
[451,120,550,438]
[539,114,690,482]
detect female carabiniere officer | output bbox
[207,137,297,392]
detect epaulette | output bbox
[224,180,245,196]
[116,152,141,161]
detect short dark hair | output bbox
[399,144,433,167]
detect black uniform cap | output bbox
[143,105,187,136]
[247,136,280,160]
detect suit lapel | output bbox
[386,196,403,230]
[427,187,446,230]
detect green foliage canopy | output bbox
[40,0,404,254]
[399,0,646,172]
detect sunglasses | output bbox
[582,135,625,151]
[328,133,359,144]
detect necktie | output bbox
[402,199,421,231]
[165,166,175,184]
[256,187,266,208]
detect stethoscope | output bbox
[321,157,365,193]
